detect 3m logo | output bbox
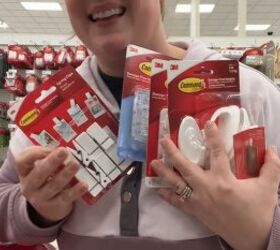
[19,109,40,127]
[129,47,138,53]
[178,78,204,93]
[139,62,151,76]
[170,64,179,71]
[155,62,164,69]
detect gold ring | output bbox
[177,185,193,201]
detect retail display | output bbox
[7,44,34,69]
[219,41,276,81]
[0,44,89,166]
[34,50,45,70]
[43,45,58,70]
[11,66,132,205]
[72,45,89,68]
[55,46,75,68]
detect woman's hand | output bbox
[15,146,88,225]
[151,121,280,250]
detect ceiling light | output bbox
[0,19,8,29]
[234,24,271,31]
[175,4,215,13]
[21,2,62,11]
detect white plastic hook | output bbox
[178,116,206,166]
[239,108,251,131]
[210,105,241,156]
[178,105,252,167]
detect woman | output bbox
[1,1,280,249]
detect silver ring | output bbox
[177,185,193,201]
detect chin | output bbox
[91,34,131,56]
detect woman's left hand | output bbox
[151,121,280,250]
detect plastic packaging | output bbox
[118,45,170,162]
[55,46,75,68]
[72,45,89,68]
[43,46,57,70]
[146,59,266,187]
[11,66,132,205]
[7,44,34,69]
[25,74,41,94]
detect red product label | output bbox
[122,45,170,98]
[15,66,132,205]
[234,127,265,179]
[168,60,240,144]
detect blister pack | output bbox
[146,59,171,187]
[146,59,266,187]
[11,66,132,205]
[118,45,170,162]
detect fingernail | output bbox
[58,149,67,159]
[81,183,89,192]
[151,160,160,169]
[69,161,78,172]
[160,136,171,147]
[205,120,214,130]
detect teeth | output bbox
[92,8,123,21]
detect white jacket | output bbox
[8,40,280,244]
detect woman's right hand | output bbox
[15,146,88,225]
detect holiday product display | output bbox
[4,70,26,97]
[72,45,89,68]
[55,46,75,68]
[43,45,58,70]
[10,65,132,205]
[7,44,34,69]
[25,74,41,94]
[118,45,170,162]
[34,50,45,70]
[4,44,89,71]
[146,59,266,187]
[4,69,54,97]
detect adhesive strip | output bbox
[75,132,98,155]
[87,122,109,144]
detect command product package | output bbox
[118,45,170,162]
[146,59,266,187]
[13,66,132,205]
